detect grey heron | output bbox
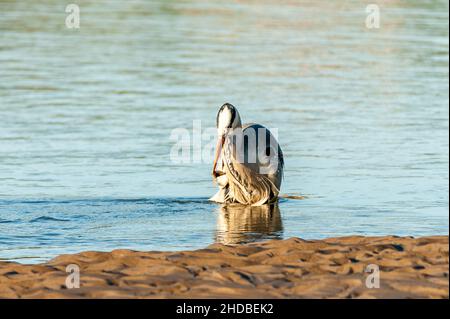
[210,103,284,206]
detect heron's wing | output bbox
[239,123,284,188]
[222,123,284,205]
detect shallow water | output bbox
[0,0,448,263]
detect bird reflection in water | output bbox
[215,203,283,245]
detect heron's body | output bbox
[210,104,284,206]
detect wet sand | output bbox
[0,236,448,298]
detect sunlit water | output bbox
[0,0,448,263]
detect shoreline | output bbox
[0,235,448,298]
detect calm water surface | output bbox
[0,0,448,263]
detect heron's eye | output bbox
[265,147,271,157]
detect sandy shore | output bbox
[0,236,448,298]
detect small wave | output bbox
[169,198,212,205]
[29,216,70,223]
[279,194,308,200]
[0,219,16,224]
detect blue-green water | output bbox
[0,0,448,263]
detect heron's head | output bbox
[216,103,242,137]
[212,103,242,177]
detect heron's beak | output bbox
[212,134,225,178]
